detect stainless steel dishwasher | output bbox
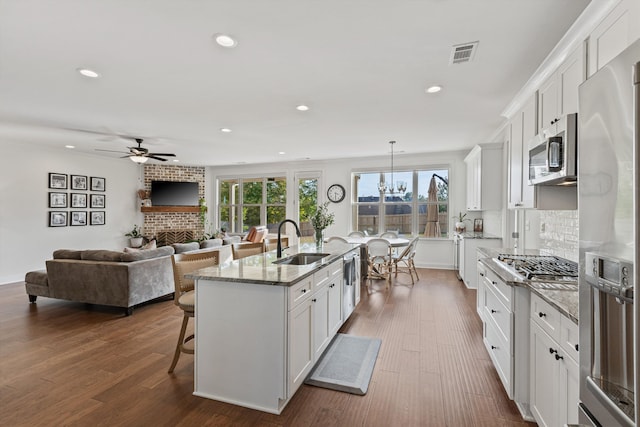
[343,249,360,319]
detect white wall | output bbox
[208,149,470,270]
[0,140,142,284]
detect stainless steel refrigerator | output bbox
[578,38,640,427]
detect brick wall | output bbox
[539,210,578,262]
[142,164,206,240]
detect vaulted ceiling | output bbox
[0,0,591,166]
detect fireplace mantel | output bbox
[141,206,200,213]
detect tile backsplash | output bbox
[539,210,578,262]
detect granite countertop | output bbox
[186,241,359,287]
[457,232,502,240]
[478,247,579,324]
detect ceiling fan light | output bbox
[130,156,148,164]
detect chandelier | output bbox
[378,140,407,194]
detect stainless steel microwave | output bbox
[528,112,577,185]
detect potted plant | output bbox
[310,202,335,247]
[453,212,470,233]
[125,225,144,248]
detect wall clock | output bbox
[327,184,346,203]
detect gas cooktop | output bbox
[495,254,578,282]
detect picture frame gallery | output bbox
[48,173,106,227]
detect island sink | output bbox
[272,253,331,265]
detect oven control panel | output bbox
[585,252,634,302]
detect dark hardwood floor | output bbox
[0,269,535,426]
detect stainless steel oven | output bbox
[528,112,577,185]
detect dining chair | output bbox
[391,236,419,285]
[169,251,220,373]
[348,231,365,238]
[366,238,393,288]
[232,242,265,259]
[263,237,288,252]
[327,236,349,243]
[380,231,398,239]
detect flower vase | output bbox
[315,229,324,249]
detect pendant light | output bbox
[378,140,406,195]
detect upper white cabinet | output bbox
[464,143,503,211]
[538,44,585,139]
[588,0,640,77]
[508,94,537,209]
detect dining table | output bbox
[332,236,411,278]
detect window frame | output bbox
[352,165,450,238]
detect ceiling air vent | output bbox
[449,41,479,65]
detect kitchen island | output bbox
[186,241,359,414]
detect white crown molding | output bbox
[500,0,620,119]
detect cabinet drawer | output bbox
[484,284,512,344]
[484,317,513,397]
[289,277,313,309]
[485,269,513,309]
[328,260,342,277]
[559,315,579,362]
[531,293,561,341]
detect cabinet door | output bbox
[459,238,466,282]
[538,73,558,136]
[289,299,313,394]
[476,262,486,319]
[520,95,537,208]
[328,279,342,336]
[312,285,330,361]
[530,322,558,427]
[558,45,584,117]
[508,115,523,208]
[466,151,480,211]
[560,355,580,425]
[588,0,635,76]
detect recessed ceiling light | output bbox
[173,159,179,162]
[77,68,100,78]
[214,33,237,48]
[426,85,442,93]
[220,128,232,133]
[65,145,75,149]
[296,105,309,111]
[278,151,286,155]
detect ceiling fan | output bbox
[96,138,176,163]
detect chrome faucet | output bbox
[277,219,301,258]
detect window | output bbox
[219,176,287,233]
[353,168,449,238]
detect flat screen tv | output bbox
[151,181,199,206]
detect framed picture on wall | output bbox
[90,211,105,225]
[70,211,87,226]
[49,211,67,227]
[71,193,87,208]
[90,176,105,192]
[49,192,67,208]
[90,194,105,208]
[71,175,88,190]
[48,173,67,189]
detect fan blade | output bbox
[148,153,176,157]
[148,156,168,162]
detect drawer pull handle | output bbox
[491,345,497,350]
[312,298,317,303]
[549,348,557,355]
[490,309,497,314]
[538,312,546,318]
[301,289,307,294]
[480,273,485,277]
[575,343,579,352]
[492,281,497,285]
[555,354,564,361]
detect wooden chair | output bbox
[169,251,220,373]
[391,236,419,285]
[348,231,365,237]
[232,242,264,259]
[263,237,288,252]
[366,238,393,288]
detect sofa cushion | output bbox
[81,250,125,262]
[121,246,174,261]
[223,236,242,245]
[25,270,48,286]
[53,249,83,260]
[200,238,223,249]
[172,242,200,254]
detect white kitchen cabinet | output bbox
[481,266,531,416]
[588,0,640,77]
[464,143,503,211]
[459,238,501,289]
[476,261,486,319]
[507,95,536,209]
[538,44,584,139]
[529,293,579,427]
[327,277,343,337]
[289,292,314,393]
[311,262,343,361]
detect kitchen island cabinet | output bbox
[189,242,353,414]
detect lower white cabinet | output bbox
[476,261,486,319]
[288,295,313,393]
[529,293,579,427]
[459,238,502,289]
